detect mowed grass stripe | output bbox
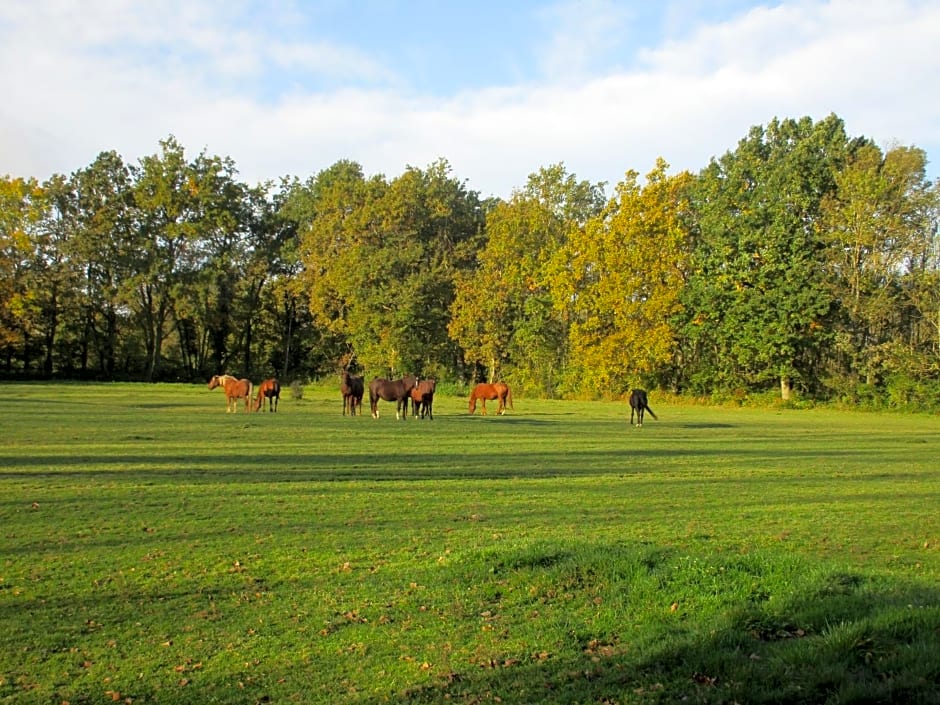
[1,383,938,704]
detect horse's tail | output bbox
[645,403,657,420]
[506,385,514,410]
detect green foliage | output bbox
[681,115,856,398]
[1,384,939,704]
[291,159,483,377]
[449,164,605,392]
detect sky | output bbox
[2,0,939,199]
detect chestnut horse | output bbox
[369,375,417,420]
[208,374,253,413]
[340,371,364,416]
[468,382,513,416]
[629,389,657,427]
[410,378,436,420]
[254,378,281,412]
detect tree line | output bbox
[2,114,938,409]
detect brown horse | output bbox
[468,382,513,416]
[410,378,436,420]
[208,374,253,413]
[369,375,417,419]
[254,378,281,412]
[341,371,364,416]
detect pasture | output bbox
[1,382,938,704]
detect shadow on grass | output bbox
[351,551,940,705]
[0,445,916,484]
[2,539,938,705]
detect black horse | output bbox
[629,389,658,427]
[369,375,417,419]
[341,371,364,416]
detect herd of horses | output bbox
[209,372,657,426]
[207,374,280,413]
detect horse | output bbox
[410,378,436,420]
[340,371,364,416]
[468,382,513,416]
[254,378,281,412]
[369,375,417,420]
[208,374,253,413]
[629,389,658,427]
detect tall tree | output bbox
[450,164,605,392]
[554,159,693,395]
[296,159,483,377]
[819,143,936,390]
[291,160,378,370]
[131,136,244,380]
[0,176,43,371]
[29,174,82,375]
[69,151,137,376]
[683,115,855,399]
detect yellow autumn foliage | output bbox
[552,159,693,395]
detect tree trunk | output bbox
[780,375,792,401]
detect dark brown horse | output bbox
[468,382,513,416]
[369,375,417,419]
[254,378,281,412]
[341,371,364,416]
[410,378,436,420]
[208,374,253,413]
[629,389,657,427]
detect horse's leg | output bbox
[480,398,487,416]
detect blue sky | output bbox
[2,0,938,198]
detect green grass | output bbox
[1,382,938,704]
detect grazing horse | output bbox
[340,371,364,416]
[208,374,253,413]
[254,378,281,412]
[468,382,513,416]
[629,389,658,427]
[369,375,417,420]
[410,379,436,420]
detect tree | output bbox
[291,160,380,371]
[295,159,483,377]
[683,115,854,399]
[0,176,43,371]
[29,174,83,375]
[820,144,938,394]
[449,164,605,392]
[69,151,137,376]
[554,159,693,395]
[131,136,246,380]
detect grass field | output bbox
[1,382,938,704]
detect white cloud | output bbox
[1,0,938,199]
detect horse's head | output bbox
[207,375,220,390]
[402,374,417,392]
[468,396,476,414]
